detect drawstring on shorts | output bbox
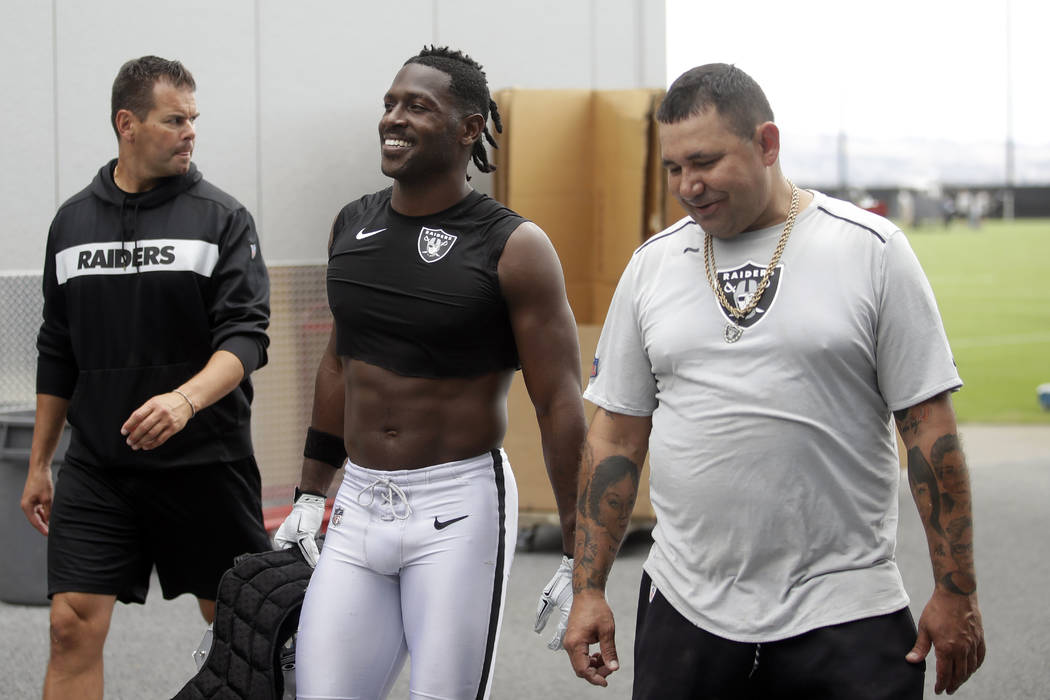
[356,478,413,521]
[748,643,761,678]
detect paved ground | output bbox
[1,423,1047,699]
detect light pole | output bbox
[1004,0,1016,220]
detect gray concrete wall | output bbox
[2,0,666,270]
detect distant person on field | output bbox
[940,196,956,227]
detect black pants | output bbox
[633,572,925,700]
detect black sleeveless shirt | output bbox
[327,188,525,378]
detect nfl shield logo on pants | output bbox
[417,227,458,263]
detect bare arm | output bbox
[272,325,344,562]
[297,221,346,496]
[500,221,587,554]
[564,407,652,686]
[21,393,71,535]
[121,349,246,450]
[299,326,346,496]
[894,391,985,694]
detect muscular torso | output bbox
[326,189,533,469]
[342,358,514,469]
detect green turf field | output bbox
[901,218,1050,423]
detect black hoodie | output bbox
[37,159,270,469]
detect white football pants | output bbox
[295,449,518,699]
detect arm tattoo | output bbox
[580,456,640,524]
[894,403,931,440]
[930,434,963,485]
[574,455,641,594]
[946,516,972,541]
[941,571,977,595]
[930,434,966,517]
[907,447,945,538]
[909,429,977,595]
[574,527,605,593]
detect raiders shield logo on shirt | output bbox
[714,260,783,328]
[417,227,457,263]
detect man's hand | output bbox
[563,590,620,687]
[21,468,54,536]
[907,589,985,694]
[121,392,193,450]
[273,492,326,567]
[535,555,574,650]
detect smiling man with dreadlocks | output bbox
[407,46,503,177]
[273,46,586,699]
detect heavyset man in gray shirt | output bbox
[564,63,984,699]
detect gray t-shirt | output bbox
[584,191,961,642]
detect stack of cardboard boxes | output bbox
[494,88,683,524]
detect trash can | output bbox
[0,409,70,605]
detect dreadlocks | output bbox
[405,46,501,175]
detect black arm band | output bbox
[303,427,347,469]
[294,486,326,502]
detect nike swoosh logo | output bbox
[356,228,387,239]
[434,515,469,530]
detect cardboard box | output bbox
[495,89,595,321]
[592,90,658,288]
[494,88,669,325]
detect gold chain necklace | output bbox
[703,181,800,343]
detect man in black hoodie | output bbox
[20,56,272,700]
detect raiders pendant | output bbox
[724,323,743,343]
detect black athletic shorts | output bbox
[48,456,271,605]
[633,571,925,700]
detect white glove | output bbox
[534,555,573,650]
[273,491,326,567]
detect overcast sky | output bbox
[666,0,1049,186]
